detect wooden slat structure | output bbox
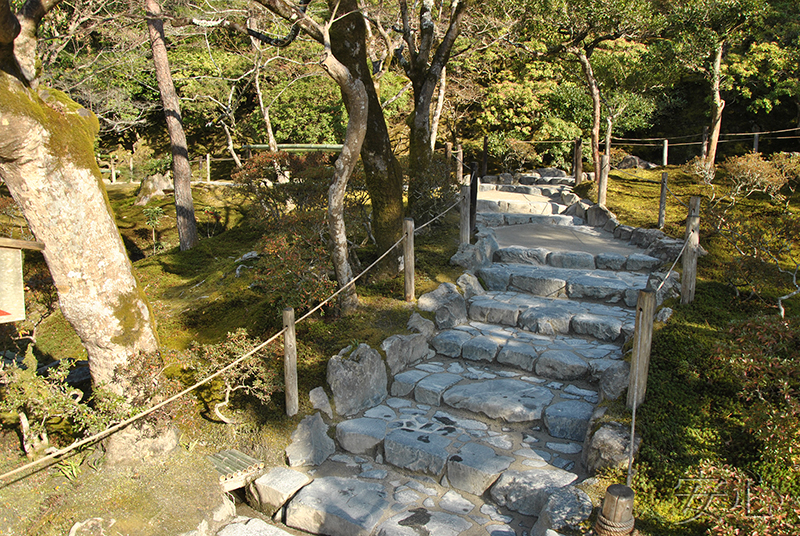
[207,449,265,492]
[0,238,45,324]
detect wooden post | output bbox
[572,138,583,185]
[110,155,116,183]
[595,485,635,535]
[206,154,211,182]
[469,162,479,234]
[446,142,453,182]
[460,183,471,246]
[627,290,656,409]
[482,136,488,178]
[658,172,668,229]
[404,218,415,302]
[753,132,759,153]
[681,196,701,305]
[598,154,609,206]
[283,307,298,417]
[662,139,669,167]
[456,145,463,185]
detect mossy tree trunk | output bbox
[0,0,159,398]
[329,0,404,275]
[398,0,466,214]
[145,0,199,251]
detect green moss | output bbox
[0,74,100,174]
[110,288,157,348]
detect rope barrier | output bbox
[0,190,466,484]
[656,230,693,293]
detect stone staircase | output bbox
[215,169,680,536]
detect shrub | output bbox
[250,211,338,323]
[188,329,281,424]
[718,152,787,203]
[232,151,334,222]
[714,316,800,496]
[0,347,129,457]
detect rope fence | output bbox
[0,170,469,483]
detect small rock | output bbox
[285,413,335,467]
[309,387,333,419]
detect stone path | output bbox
[216,168,679,536]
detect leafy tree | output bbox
[514,0,657,187]
[662,0,767,176]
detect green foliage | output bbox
[718,152,788,202]
[713,317,800,495]
[143,206,166,255]
[232,151,334,221]
[0,347,129,454]
[188,328,281,422]
[249,212,338,324]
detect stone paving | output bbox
[218,170,665,536]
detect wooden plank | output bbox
[0,237,45,251]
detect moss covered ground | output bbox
[1,169,798,535]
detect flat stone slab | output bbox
[490,468,578,516]
[415,373,463,405]
[285,477,390,536]
[430,330,473,357]
[535,350,588,380]
[447,442,514,496]
[544,400,595,441]
[376,508,473,536]
[218,517,295,536]
[391,369,430,397]
[442,379,555,422]
[384,428,453,476]
[247,467,310,516]
[335,418,388,456]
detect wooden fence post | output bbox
[658,172,668,229]
[627,290,656,409]
[446,142,453,181]
[598,154,609,206]
[470,162,479,234]
[404,218,415,302]
[482,136,488,178]
[283,307,298,417]
[572,138,583,185]
[681,196,701,305]
[460,182,471,246]
[456,145,463,185]
[753,132,759,153]
[662,139,669,167]
[206,154,211,182]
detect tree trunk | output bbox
[322,8,369,314]
[330,1,404,274]
[145,0,198,251]
[574,48,602,186]
[403,0,465,214]
[430,65,446,152]
[0,73,159,398]
[705,40,726,178]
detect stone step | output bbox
[466,291,635,342]
[476,197,571,217]
[481,170,576,187]
[478,182,573,200]
[477,212,584,228]
[494,245,663,274]
[476,263,651,307]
